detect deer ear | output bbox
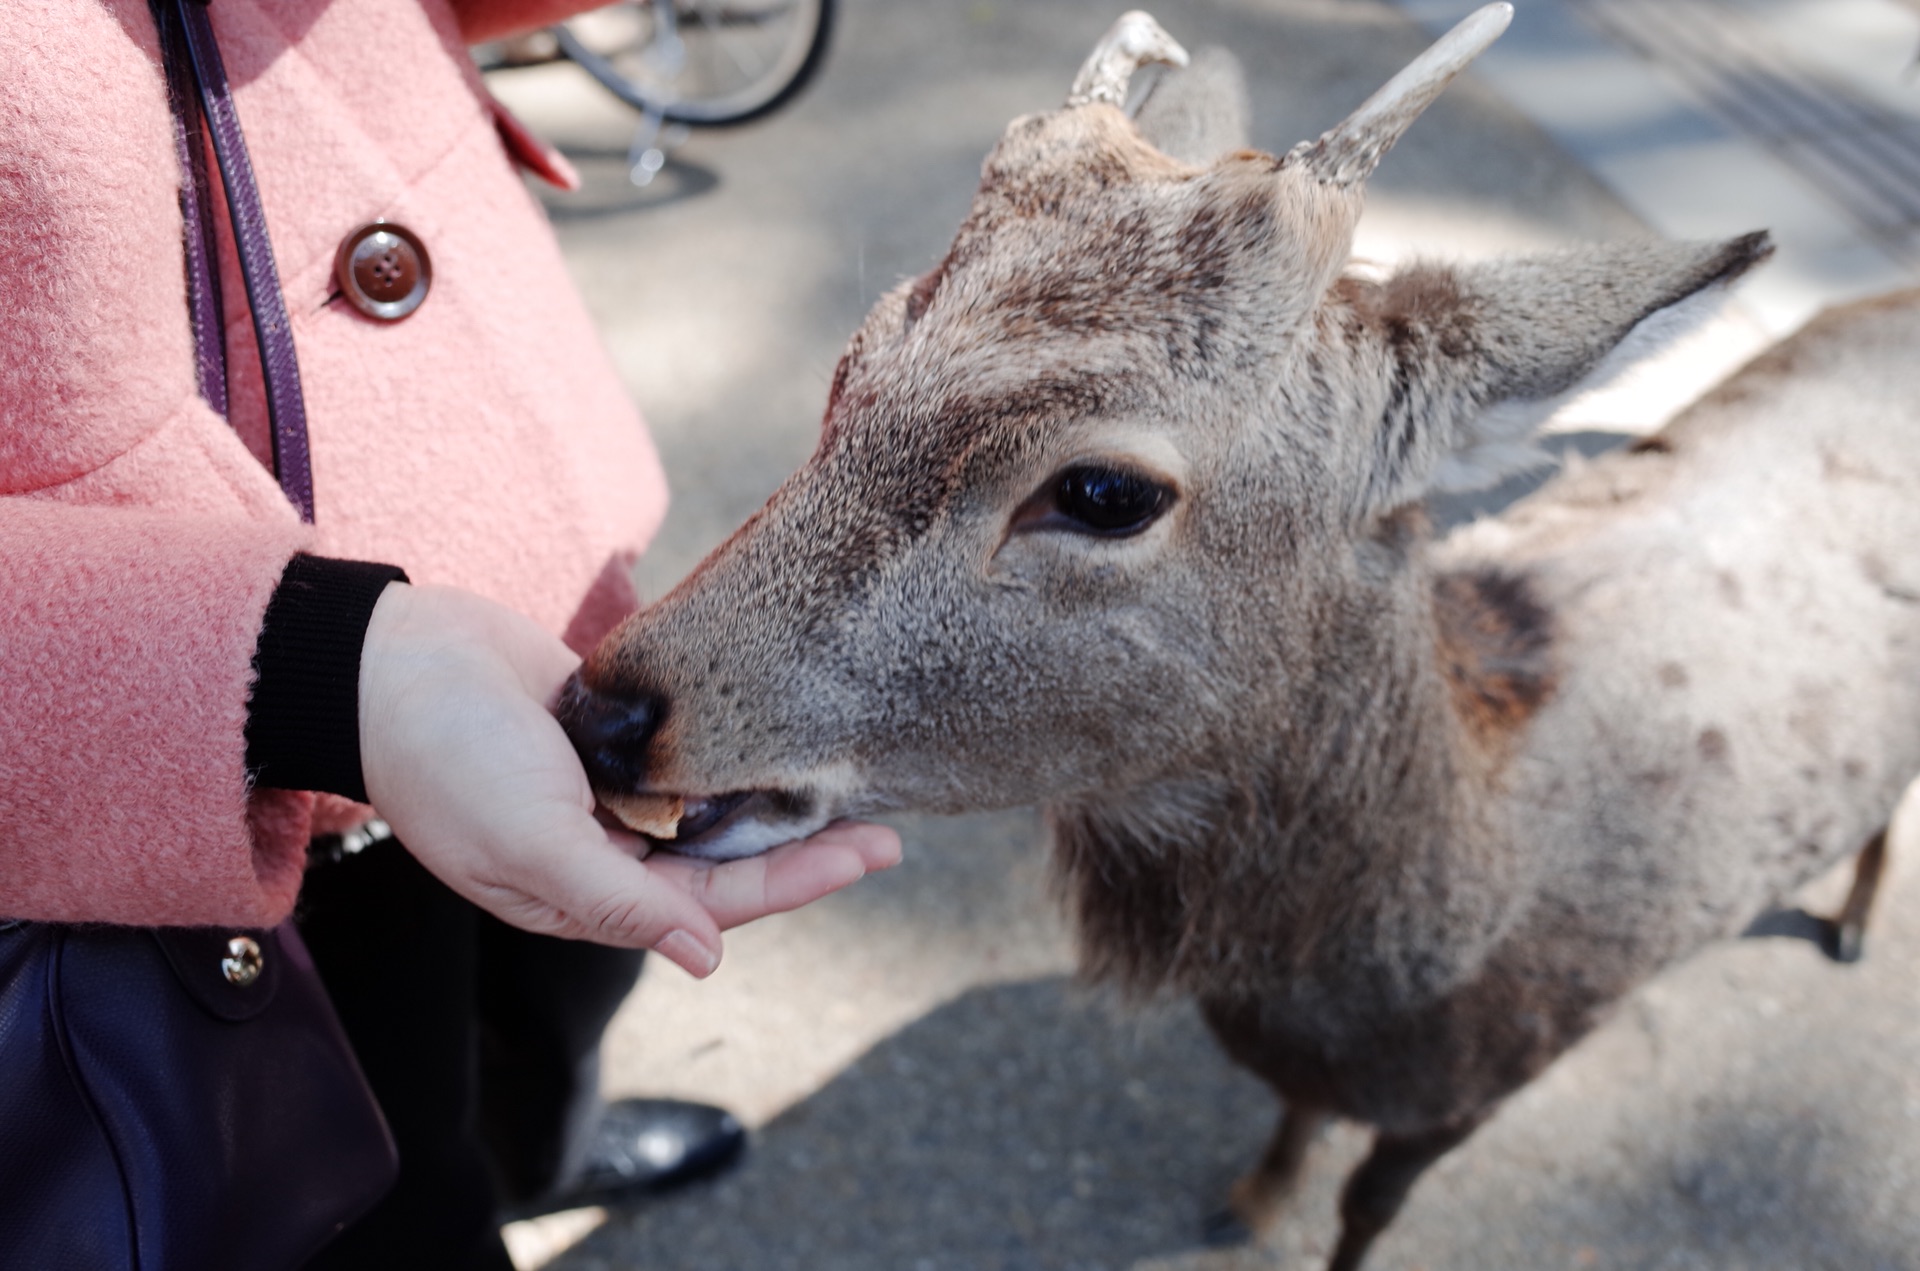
[1359,232,1773,505]
[1131,46,1251,165]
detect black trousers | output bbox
[296,840,645,1271]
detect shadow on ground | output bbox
[551,926,1920,1271]
[559,979,1274,1271]
[540,153,721,221]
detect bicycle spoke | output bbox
[559,0,829,125]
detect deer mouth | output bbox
[670,792,754,843]
[608,789,831,863]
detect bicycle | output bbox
[477,1,835,186]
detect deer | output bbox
[557,6,1920,1267]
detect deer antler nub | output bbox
[1066,11,1190,109]
[1289,2,1513,187]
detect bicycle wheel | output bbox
[555,0,834,127]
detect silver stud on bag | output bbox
[339,818,393,857]
[222,936,264,988]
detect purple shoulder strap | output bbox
[152,0,315,523]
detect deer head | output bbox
[561,5,1770,860]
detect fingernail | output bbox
[655,929,720,978]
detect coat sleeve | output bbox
[0,3,327,927]
[0,499,317,927]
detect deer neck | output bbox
[1049,530,1551,1016]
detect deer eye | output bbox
[1049,465,1173,536]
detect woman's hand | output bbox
[356,583,900,976]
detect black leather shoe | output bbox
[559,1098,746,1208]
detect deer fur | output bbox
[563,9,1920,1266]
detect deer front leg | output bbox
[1831,827,1889,964]
[1325,1118,1482,1271]
[1207,1100,1327,1243]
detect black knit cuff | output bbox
[245,554,409,801]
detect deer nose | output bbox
[556,672,664,793]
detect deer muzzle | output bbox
[554,671,840,861]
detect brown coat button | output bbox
[335,222,431,321]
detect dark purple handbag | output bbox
[0,2,395,1265]
[0,923,396,1269]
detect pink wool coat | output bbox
[0,0,669,926]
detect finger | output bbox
[652,822,903,930]
[529,824,726,972]
[813,820,904,872]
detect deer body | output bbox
[1067,286,1920,1259]
[562,9,1920,1265]
[1061,290,1920,1146]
